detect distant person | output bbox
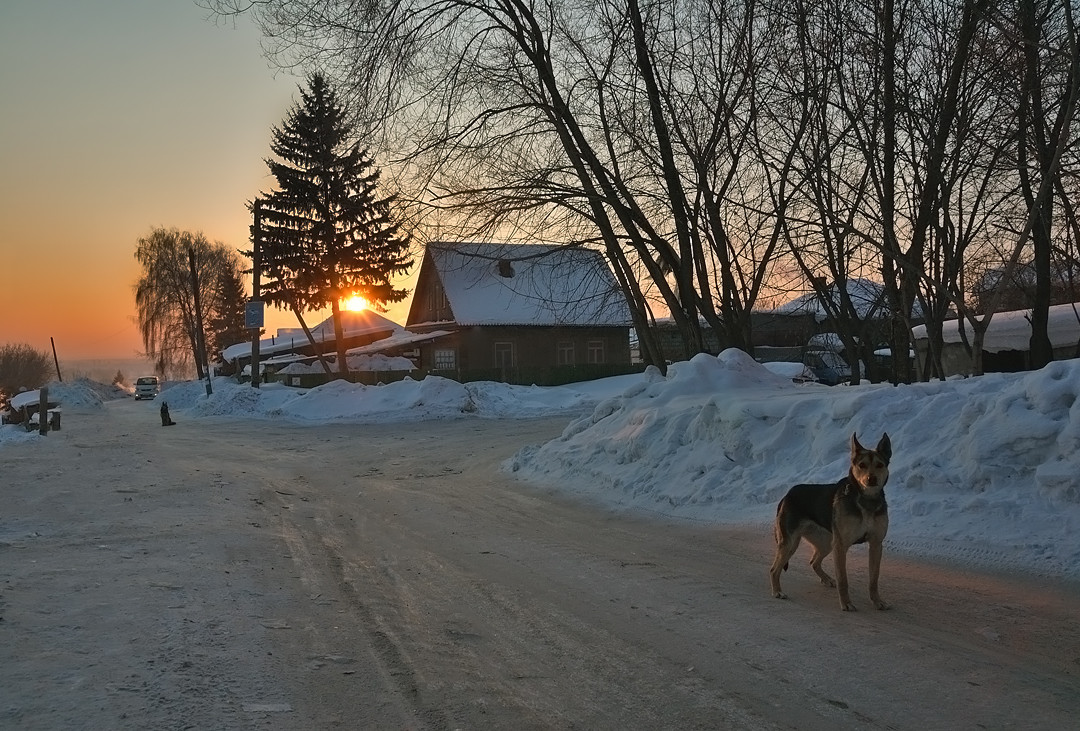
[160,402,176,427]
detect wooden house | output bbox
[405,243,633,383]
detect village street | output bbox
[2,398,1079,730]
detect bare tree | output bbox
[206,0,1080,381]
[1010,0,1080,367]
[0,343,52,403]
[206,0,794,368]
[134,228,246,378]
[936,0,1080,375]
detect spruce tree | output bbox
[260,73,413,375]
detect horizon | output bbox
[0,2,414,361]
[58,356,159,384]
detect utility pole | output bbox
[50,337,62,382]
[250,199,263,388]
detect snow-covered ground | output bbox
[4,351,1079,579]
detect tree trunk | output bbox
[289,302,334,375]
[1029,200,1055,369]
[331,299,349,376]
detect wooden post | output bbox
[251,199,263,389]
[38,387,48,436]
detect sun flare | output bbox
[342,295,369,312]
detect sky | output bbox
[0,0,413,361]
[7,349,1080,581]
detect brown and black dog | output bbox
[769,433,892,611]
[160,401,176,427]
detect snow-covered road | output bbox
[2,397,1078,729]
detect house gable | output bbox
[406,242,631,328]
[406,249,455,326]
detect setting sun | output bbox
[342,295,369,311]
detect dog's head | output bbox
[850,432,891,490]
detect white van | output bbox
[134,376,160,400]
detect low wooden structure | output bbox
[913,303,1080,376]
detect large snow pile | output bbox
[507,349,1080,577]
[8,378,121,412]
[157,374,639,423]
[54,378,129,407]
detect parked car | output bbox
[134,376,160,400]
[802,349,851,385]
[802,333,865,385]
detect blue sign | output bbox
[245,300,265,329]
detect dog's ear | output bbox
[851,433,864,457]
[876,433,892,463]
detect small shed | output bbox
[222,309,399,374]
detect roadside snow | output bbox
[155,374,640,423]
[507,350,1080,577]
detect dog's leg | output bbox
[805,528,836,588]
[868,537,889,610]
[833,535,856,611]
[769,531,801,600]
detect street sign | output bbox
[245,300,265,329]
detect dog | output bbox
[160,401,176,427]
[769,433,891,611]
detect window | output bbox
[557,341,575,366]
[494,342,515,369]
[433,349,456,370]
[587,340,605,364]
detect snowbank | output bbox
[507,350,1080,577]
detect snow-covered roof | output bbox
[424,243,632,327]
[277,353,416,374]
[344,329,454,357]
[222,309,401,361]
[9,390,51,409]
[913,302,1080,353]
[769,279,903,322]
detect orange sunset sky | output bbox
[0,1,414,363]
